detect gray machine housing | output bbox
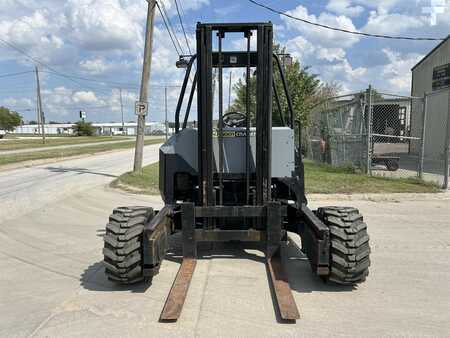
[160,127,295,203]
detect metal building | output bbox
[410,36,450,160]
[13,122,169,136]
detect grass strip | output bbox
[0,136,131,151]
[112,160,440,195]
[0,139,163,166]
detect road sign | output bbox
[79,111,86,119]
[135,101,148,116]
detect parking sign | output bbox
[135,101,148,116]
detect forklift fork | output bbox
[159,203,300,322]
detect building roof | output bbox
[411,35,450,71]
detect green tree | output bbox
[73,121,96,136]
[229,44,339,127]
[0,107,22,131]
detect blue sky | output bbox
[0,0,449,123]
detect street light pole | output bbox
[35,66,46,144]
[35,92,41,135]
[165,86,168,141]
[133,0,156,172]
[119,88,125,134]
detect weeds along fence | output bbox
[304,86,450,189]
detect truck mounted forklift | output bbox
[102,22,371,322]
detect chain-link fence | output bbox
[305,86,450,189]
[369,92,423,180]
[305,92,368,169]
[416,88,450,188]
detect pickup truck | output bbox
[0,130,6,139]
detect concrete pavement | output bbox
[0,146,449,337]
[0,143,160,223]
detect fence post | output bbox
[443,89,450,189]
[366,85,373,175]
[418,93,428,179]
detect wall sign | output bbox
[432,63,450,91]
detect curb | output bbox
[308,192,450,202]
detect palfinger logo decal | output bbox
[212,129,256,137]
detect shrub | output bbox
[73,121,96,136]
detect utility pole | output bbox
[35,66,46,144]
[164,86,168,141]
[228,70,232,112]
[119,88,125,134]
[35,92,41,135]
[133,0,156,172]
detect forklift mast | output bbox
[172,22,301,207]
[197,22,273,207]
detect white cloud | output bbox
[157,0,209,13]
[317,47,347,62]
[151,26,190,82]
[380,48,422,92]
[317,59,368,92]
[326,0,365,17]
[287,36,346,64]
[362,11,426,35]
[79,58,111,75]
[286,33,366,93]
[0,9,69,64]
[65,0,142,52]
[72,90,102,104]
[282,5,360,48]
[287,36,316,61]
[43,87,74,107]
[180,0,210,11]
[2,97,34,109]
[354,0,404,15]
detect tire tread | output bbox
[318,206,371,285]
[103,206,154,284]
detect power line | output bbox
[155,2,181,56]
[0,70,34,78]
[40,70,140,89]
[248,0,446,41]
[0,8,183,101]
[159,0,185,54]
[174,0,192,55]
[0,37,113,96]
[40,70,182,88]
[0,86,36,91]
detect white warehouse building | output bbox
[13,122,169,136]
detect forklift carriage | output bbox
[102,22,371,322]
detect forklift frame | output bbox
[140,23,333,323]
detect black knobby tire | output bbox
[385,160,399,172]
[103,206,154,284]
[317,206,370,285]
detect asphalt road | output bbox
[0,148,449,337]
[0,143,161,223]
